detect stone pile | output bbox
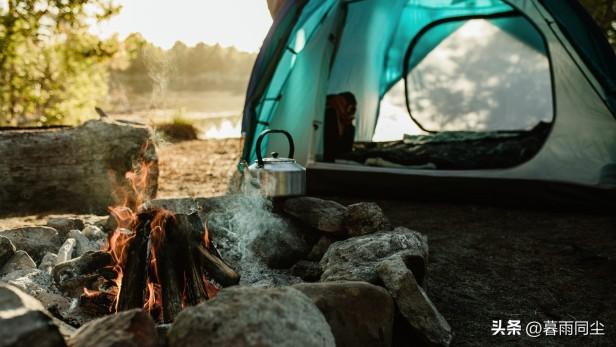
[0,196,453,347]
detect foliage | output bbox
[580,0,616,51]
[0,0,122,126]
[109,37,257,112]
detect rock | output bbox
[168,286,335,347]
[0,236,16,268]
[306,236,333,261]
[81,225,105,241]
[2,269,72,315]
[377,256,453,347]
[290,260,322,282]
[293,281,395,347]
[156,324,172,347]
[320,227,428,284]
[343,202,391,237]
[0,283,67,347]
[68,308,158,347]
[283,197,347,233]
[47,218,85,239]
[0,227,60,262]
[67,230,97,257]
[56,238,76,264]
[0,250,36,275]
[39,253,58,274]
[248,220,312,269]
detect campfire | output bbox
[83,153,239,323]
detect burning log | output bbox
[106,209,237,323]
[196,245,240,287]
[0,119,158,216]
[52,251,113,295]
[116,212,152,312]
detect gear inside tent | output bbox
[241,0,616,205]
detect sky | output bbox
[91,0,273,52]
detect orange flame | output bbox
[94,141,223,320]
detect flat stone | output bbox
[0,236,16,268]
[168,286,335,347]
[0,250,36,275]
[69,308,158,347]
[293,281,395,347]
[343,202,391,237]
[377,256,453,347]
[0,227,61,262]
[283,197,347,233]
[320,227,428,284]
[0,283,67,347]
[47,218,85,239]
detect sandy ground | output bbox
[156,138,242,198]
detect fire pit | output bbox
[0,163,452,346]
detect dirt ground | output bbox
[156,138,242,198]
[157,139,615,346]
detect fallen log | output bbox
[0,119,158,216]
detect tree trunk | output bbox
[0,119,158,216]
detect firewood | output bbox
[196,245,240,287]
[117,213,151,311]
[0,119,158,216]
[52,251,113,295]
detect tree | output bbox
[0,0,122,126]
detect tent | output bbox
[240,0,616,204]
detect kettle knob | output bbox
[271,152,279,159]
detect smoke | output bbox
[143,46,176,110]
[206,177,300,286]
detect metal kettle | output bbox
[247,129,306,197]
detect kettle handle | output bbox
[256,129,295,167]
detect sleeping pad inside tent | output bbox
[241,0,616,204]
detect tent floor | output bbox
[307,162,616,211]
[323,196,616,346]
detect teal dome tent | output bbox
[241,0,616,206]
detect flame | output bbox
[202,223,210,249]
[83,287,99,297]
[91,140,223,320]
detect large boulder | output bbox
[320,227,428,284]
[68,309,158,347]
[343,202,391,237]
[0,283,67,347]
[293,281,395,347]
[282,197,347,234]
[0,227,61,262]
[168,286,335,347]
[377,256,453,347]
